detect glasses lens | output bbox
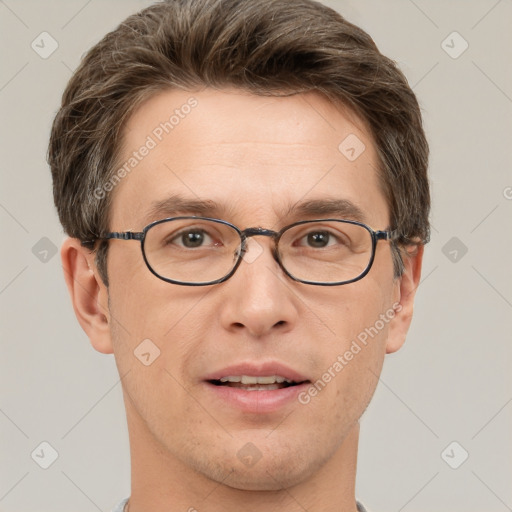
[279,220,373,283]
[144,218,241,283]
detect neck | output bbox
[123,393,361,512]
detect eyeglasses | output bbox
[93,216,397,286]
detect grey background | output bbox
[0,0,511,511]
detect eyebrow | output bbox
[142,195,367,226]
[142,195,228,225]
[286,198,367,223]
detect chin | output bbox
[193,443,322,492]
[223,461,314,491]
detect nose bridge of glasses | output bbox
[241,227,279,240]
[238,227,280,264]
[239,227,276,249]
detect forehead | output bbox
[109,88,389,229]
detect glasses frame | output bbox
[93,216,397,286]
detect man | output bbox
[48,0,430,510]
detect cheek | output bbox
[108,300,208,430]
[107,246,208,339]
[305,270,397,406]
[316,269,395,345]
[298,306,391,439]
[108,265,228,385]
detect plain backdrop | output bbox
[0,1,511,511]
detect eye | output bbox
[170,229,216,248]
[305,231,332,248]
[295,230,346,248]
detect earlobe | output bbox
[385,244,424,354]
[60,237,113,354]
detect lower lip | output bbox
[204,382,310,414]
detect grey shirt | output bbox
[111,497,368,511]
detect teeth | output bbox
[218,375,293,384]
[219,376,242,383]
[244,384,280,391]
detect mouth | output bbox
[203,362,311,413]
[208,375,309,391]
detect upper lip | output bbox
[203,361,310,383]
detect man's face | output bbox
[100,88,403,490]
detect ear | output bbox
[385,244,424,354]
[60,237,113,354]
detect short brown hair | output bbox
[48,0,430,286]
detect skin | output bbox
[61,88,423,512]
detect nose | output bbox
[218,237,299,337]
